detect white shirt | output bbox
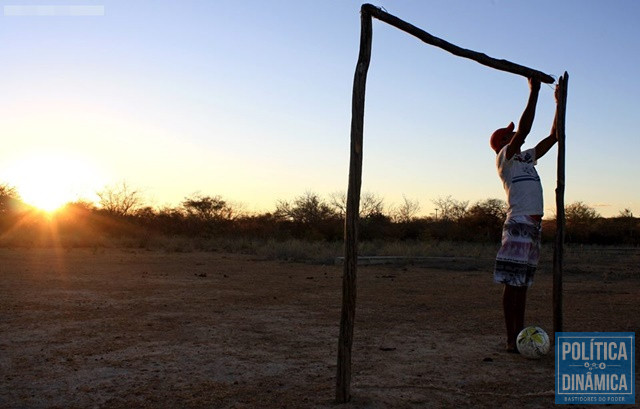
[496,146,544,218]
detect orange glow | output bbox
[2,151,105,213]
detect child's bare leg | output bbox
[503,285,518,351]
[504,284,528,352]
[514,286,528,338]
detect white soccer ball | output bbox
[516,326,550,359]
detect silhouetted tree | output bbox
[0,183,22,215]
[97,182,143,216]
[617,208,634,219]
[329,191,385,219]
[467,198,507,223]
[432,195,468,221]
[565,201,600,224]
[274,192,340,240]
[564,201,601,243]
[275,191,336,224]
[391,195,421,223]
[182,194,235,221]
[464,198,508,240]
[608,208,638,245]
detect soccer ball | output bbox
[516,326,550,359]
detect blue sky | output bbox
[0,0,638,217]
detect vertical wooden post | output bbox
[336,6,372,404]
[553,72,569,337]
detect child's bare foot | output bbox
[506,343,518,353]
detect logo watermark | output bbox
[4,5,104,17]
[556,332,635,405]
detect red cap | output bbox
[490,122,515,153]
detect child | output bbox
[490,78,558,352]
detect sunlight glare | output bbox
[2,152,105,213]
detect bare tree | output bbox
[97,182,143,216]
[391,195,420,223]
[329,191,385,219]
[361,192,385,219]
[328,191,347,218]
[432,195,469,221]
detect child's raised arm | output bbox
[506,78,540,159]
[534,83,561,159]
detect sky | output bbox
[0,0,638,217]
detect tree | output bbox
[617,208,634,219]
[467,198,507,222]
[0,183,21,215]
[329,191,385,219]
[360,192,386,219]
[66,199,96,211]
[565,201,600,224]
[134,206,156,219]
[182,194,236,221]
[97,182,143,216]
[60,200,96,218]
[275,191,336,224]
[564,201,601,243]
[611,208,638,245]
[391,195,420,223]
[55,200,97,232]
[432,195,469,221]
[464,198,508,240]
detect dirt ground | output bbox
[1,248,638,408]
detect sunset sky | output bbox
[1,0,638,217]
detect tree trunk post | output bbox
[553,72,569,337]
[336,5,372,404]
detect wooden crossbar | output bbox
[363,4,555,84]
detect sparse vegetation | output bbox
[0,183,638,262]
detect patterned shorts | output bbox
[493,215,542,287]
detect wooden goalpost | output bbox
[336,3,568,403]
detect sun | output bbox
[2,152,105,213]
